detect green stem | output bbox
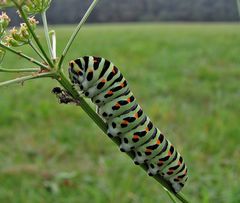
[166,190,178,203]
[0,72,54,87]
[49,30,57,60]
[58,0,99,69]
[56,71,189,203]
[13,1,54,68]
[29,41,47,62]
[41,11,53,59]
[0,67,40,73]
[0,43,49,70]
[237,0,240,16]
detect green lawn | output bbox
[0,23,240,203]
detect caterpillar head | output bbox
[68,58,85,85]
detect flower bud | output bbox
[24,0,52,15]
[4,36,22,47]
[20,23,30,39]
[28,17,39,30]
[10,27,28,43]
[0,12,10,30]
[0,0,14,8]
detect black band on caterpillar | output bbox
[68,56,188,193]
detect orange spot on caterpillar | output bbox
[168,151,172,156]
[133,135,139,140]
[112,68,116,74]
[115,103,121,107]
[101,79,106,83]
[158,160,164,165]
[127,97,131,103]
[108,90,113,94]
[121,120,129,125]
[145,127,149,132]
[145,148,152,153]
[156,139,161,145]
[168,169,174,173]
[134,113,139,119]
[120,83,125,87]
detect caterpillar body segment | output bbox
[68,56,188,193]
[119,117,155,152]
[133,129,167,165]
[147,141,177,176]
[91,77,129,106]
[107,104,145,137]
[98,90,136,120]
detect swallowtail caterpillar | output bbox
[53,56,188,193]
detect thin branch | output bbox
[0,67,40,73]
[41,11,53,59]
[29,40,47,62]
[237,0,240,16]
[0,72,54,87]
[13,1,54,68]
[49,30,57,60]
[58,0,99,69]
[166,189,178,203]
[0,43,49,70]
[176,192,189,203]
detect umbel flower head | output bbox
[0,0,52,14]
[23,0,52,15]
[4,16,39,47]
[0,0,14,8]
[0,0,25,8]
[0,12,10,37]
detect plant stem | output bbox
[237,0,240,16]
[29,40,47,62]
[56,71,189,203]
[49,30,57,60]
[0,43,49,70]
[166,190,178,203]
[0,67,40,73]
[41,11,53,59]
[58,0,99,69]
[13,1,54,68]
[0,72,54,87]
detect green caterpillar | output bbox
[67,56,188,193]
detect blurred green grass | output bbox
[0,23,240,203]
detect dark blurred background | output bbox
[6,0,240,24]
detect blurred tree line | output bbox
[5,0,240,24]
